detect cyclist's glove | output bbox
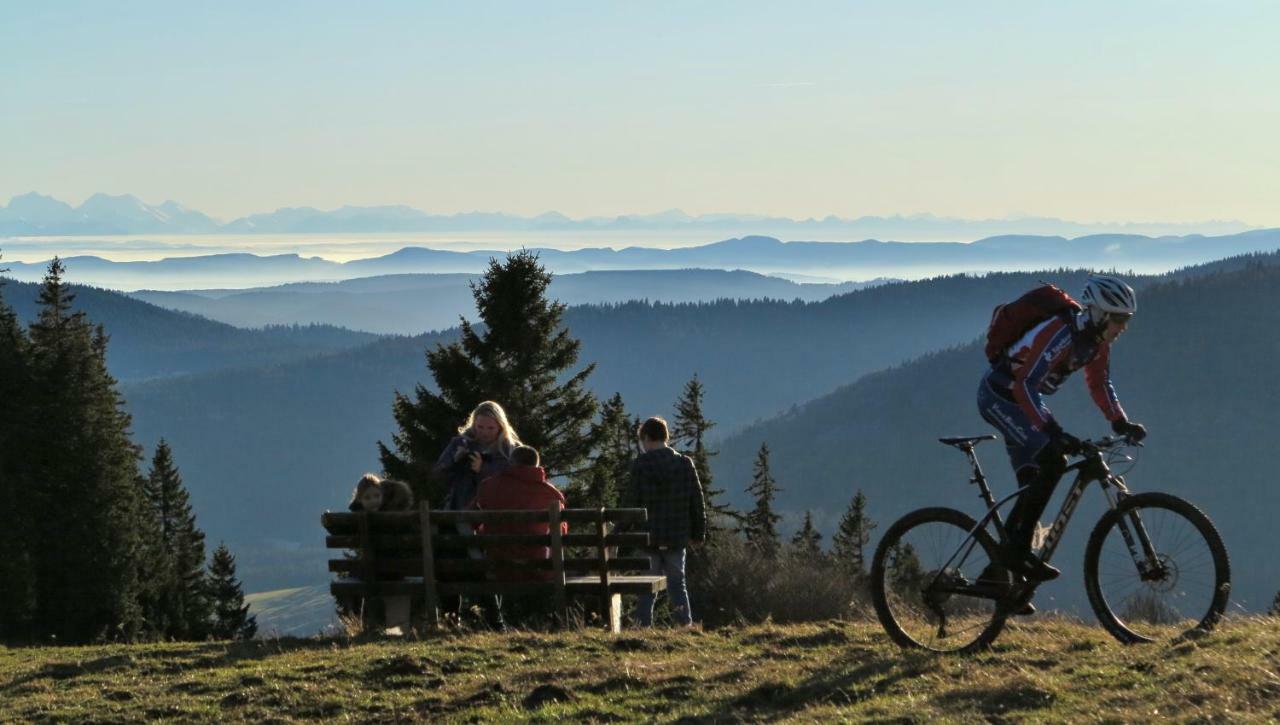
[1111,419,1147,443]
[1043,420,1083,454]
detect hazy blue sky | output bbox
[3,1,1277,223]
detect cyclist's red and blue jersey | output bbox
[978,311,1125,471]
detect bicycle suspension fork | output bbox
[1102,476,1164,577]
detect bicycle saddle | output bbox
[938,435,997,449]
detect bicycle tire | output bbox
[1083,492,1230,644]
[870,507,1009,654]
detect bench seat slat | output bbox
[331,575,666,598]
[328,556,653,576]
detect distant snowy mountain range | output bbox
[0,191,1256,240]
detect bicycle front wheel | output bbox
[870,507,1009,654]
[1084,492,1230,644]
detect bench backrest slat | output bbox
[322,508,650,533]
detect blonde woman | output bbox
[433,401,521,510]
[432,401,520,629]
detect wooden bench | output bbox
[321,503,666,633]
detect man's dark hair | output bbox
[638,416,670,443]
[512,445,540,466]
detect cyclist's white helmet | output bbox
[1081,274,1136,326]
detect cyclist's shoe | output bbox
[978,563,1036,615]
[1000,548,1060,582]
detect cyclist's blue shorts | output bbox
[977,370,1053,474]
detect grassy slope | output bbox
[2,619,1278,722]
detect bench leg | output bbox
[384,596,411,635]
[608,594,622,634]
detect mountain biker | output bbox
[978,275,1147,585]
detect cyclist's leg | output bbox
[978,375,1062,580]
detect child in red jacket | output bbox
[471,446,566,581]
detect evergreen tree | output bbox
[379,251,598,502]
[832,490,877,577]
[26,258,146,642]
[887,542,924,600]
[0,262,36,641]
[1271,591,1280,618]
[671,374,737,534]
[208,543,257,640]
[742,443,782,558]
[143,440,212,639]
[566,393,637,508]
[790,510,824,559]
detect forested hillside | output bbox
[129,269,872,334]
[0,278,379,380]
[715,260,1280,612]
[112,254,1278,592]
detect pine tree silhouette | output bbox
[143,440,212,639]
[832,490,877,577]
[26,258,147,642]
[209,543,257,640]
[671,374,737,535]
[791,510,824,560]
[0,261,36,640]
[743,443,782,558]
[379,250,599,503]
[566,392,637,508]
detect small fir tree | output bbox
[566,393,637,508]
[791,510,824,560]
[379,251,598,502]
[742,443,782,558]
[1271,591,1280,617]
[832,490,877,577]
[671,374,737,535]
[144,440,212,639]
[208,543,257,640]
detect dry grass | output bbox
[2,617,1279,722]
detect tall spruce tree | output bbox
[743,443,782,558]
[791,510,824,559]
[208,543,257,640]
[0,262,37,641]
[144,440,212,639]
[26,259,146,642]
[671,374,736,534]
[832,490,877,577]
[566,393,637,508]
[379,251,598,502]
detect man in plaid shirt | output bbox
[623,416,707,626]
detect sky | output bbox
[2,1,1278,224]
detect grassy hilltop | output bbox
[2,619,1279,722]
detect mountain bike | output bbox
[869,434,1230,653]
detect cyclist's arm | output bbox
[1011,320,1073,430]
[1084,342,1127,422]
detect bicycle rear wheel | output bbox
[870,507,1009,654]
[1084,492,1230,644]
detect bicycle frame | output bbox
[928,440,1147,593]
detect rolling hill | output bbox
[6,228,1280,290]
[129,269,873,334]
[0,278,379,381]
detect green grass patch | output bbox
[2,618,1278,721]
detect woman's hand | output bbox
[453,445,471,463]
[468,452,483,473]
